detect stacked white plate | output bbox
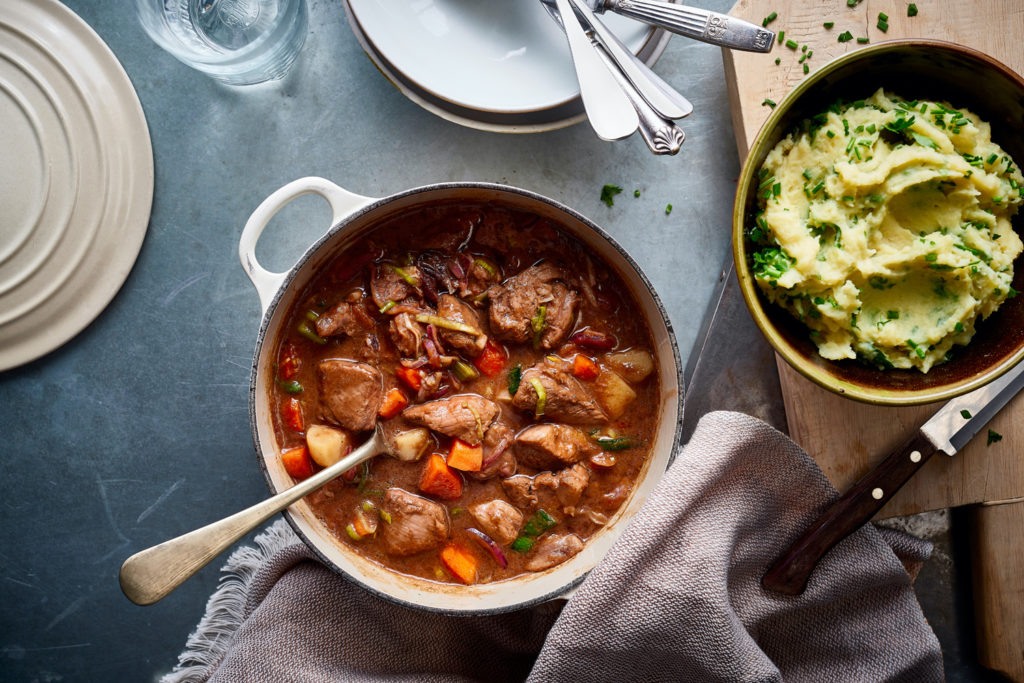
[342,0,672,132]
[0,0,153,371]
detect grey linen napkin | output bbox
[163,411,943,682]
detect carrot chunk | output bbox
[283,397,304,432]
[440,543,479,584]
[447,438,483,472]
[396,366,423,391]
[571,354,600,381]
[281,446,314,480]
[473,340,507,377]
[378,387,409,419]
[419,453,463,500]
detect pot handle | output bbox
[238,177,374,314]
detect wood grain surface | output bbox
[723,0,1024,517]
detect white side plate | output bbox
[0,0,153,371]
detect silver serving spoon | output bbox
[119,429,386,605]
[555,0,775,53]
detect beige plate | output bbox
[0,0,153,371]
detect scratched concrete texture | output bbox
[0,0,974,681]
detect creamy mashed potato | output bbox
[750,89,1024,371]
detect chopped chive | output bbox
[986,153,998,164]
[801,44,808,52]
[665,204,673,215]
[775,57,781,65]
[838,31,853,43]
[908,3,918,17]
[786,39,798,49]
[772,182,782,197]
[803,63,809,74]
[987,429,1003,445]
[600,184,622,207]
[960,409,972,419]
[856,36,869,44]
[762,98,777,108]
[826,130,835,138]
[633,189,640,197]
[778,30,785,44]
[877,19,888,32]
[824,21,834,29]
[762,11,778,26]
[878,11,889,21]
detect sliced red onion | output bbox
[423,337,442,369]
[448,258,466,280]
[399,357,428,369]
[466,527,508,568]
[569,328,616,351]
[481,433,512,468]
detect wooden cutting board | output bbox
[722,0,1024,518]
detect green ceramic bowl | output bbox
[733,40,1024,405]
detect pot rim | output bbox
[245,180,684,614]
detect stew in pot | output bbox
[270,201,660,585]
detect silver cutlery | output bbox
[544,0,775,53]
[543,1,685,154]
[553,0,639,140]
[568,0,690,120]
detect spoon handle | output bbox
[605,0,775,53]
[554,0,638,140]
[119,432,383,605]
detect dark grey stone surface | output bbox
[0,0,984,680]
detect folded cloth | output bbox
[162,412,943,682]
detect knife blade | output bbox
[762,358,1024,595]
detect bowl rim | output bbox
[732,38,1024,406]
[247,180,685,614]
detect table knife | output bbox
[763,358,1024,595]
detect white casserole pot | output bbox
[239,177,683,614]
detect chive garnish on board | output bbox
[908,3,918,17]
[837,31,853,43]
[785,39,798,49]
[762,11,777,26]
[823,21,834,29]
[762,98,777,109]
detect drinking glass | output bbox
[136,0,308,85]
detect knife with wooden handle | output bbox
[763,359,1024,595]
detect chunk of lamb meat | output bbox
[317,359,384,432]
[436,294,487,358]
[469,420,516,480]
[502,463,591,516]
[463,258,500,298]
[515,423,598,471]
[389,312,423,358]
[487,263,578,350]
[380,488,449,556]
[402,394,500,446]
[370,263,419,309]
[468,500,523,546]
[525,533,584,571]
[315,299,373,338]
[512,363,606,425]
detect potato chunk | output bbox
[591,370,637,419]
[604,349,655,383]
[306,425,351,467]
[390,427,431,462]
